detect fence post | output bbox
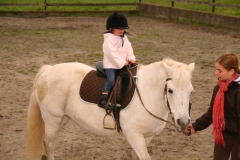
[212,0,215,12]
[172,0,174,7]
[44,0,46,12]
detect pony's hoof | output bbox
[41,155,47,160]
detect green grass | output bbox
[142,0,240,16]
[0,0,139,11]
[0,0,239,16]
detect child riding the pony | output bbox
[98,12,136,109]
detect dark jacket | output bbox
[192,77,240,135]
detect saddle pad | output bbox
[79,67,137,109]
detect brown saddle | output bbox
[79,62,138,132]
[79,62,137,109]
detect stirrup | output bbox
[103,112,116,130]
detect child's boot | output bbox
[98,94,113,110]
[98,94,108,107]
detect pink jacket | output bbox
[102,32,136,69]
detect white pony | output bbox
[26,58,195,160]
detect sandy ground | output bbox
[0,15,240,160]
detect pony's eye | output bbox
[168,89,173,94]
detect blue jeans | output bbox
[101,69,116,93]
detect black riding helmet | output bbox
[106,12,129,30]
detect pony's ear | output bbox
[187,63,195,74]
[163,62,173,77]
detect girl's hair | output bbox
[216,52,240,74]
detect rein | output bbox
[125,66,177,129]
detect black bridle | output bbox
[126,67,177,128]
[126,66,192,134]
[164,78,173,118]
[164,78,192,122]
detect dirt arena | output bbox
[0,15,240,160]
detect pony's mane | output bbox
[162,58,192,87]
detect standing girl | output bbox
[185,52,240,160]
[98,12,136,109]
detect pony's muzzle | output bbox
[177,118,190,131]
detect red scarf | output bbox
[212,73,238,147]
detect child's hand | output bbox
[129,60,136,64]
[124,61,129,66]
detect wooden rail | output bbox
[0,2,140,10]
[47,2,139,6]
[0,2,140,16]
[0,2,139,7]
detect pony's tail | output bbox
[25,65,51,160]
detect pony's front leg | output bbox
[126,132,152,160]
[131,136,153,160]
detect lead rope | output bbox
[125,66,177,129]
